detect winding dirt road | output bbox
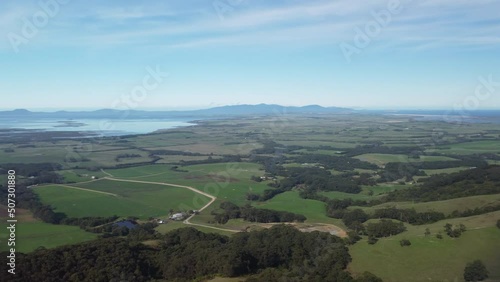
[52,170,346,236]
[101,177,240,233]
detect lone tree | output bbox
[464,260,489,282]
[399,239,411,247]
[424,228,431,236]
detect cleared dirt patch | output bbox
[236,222,347,238]
[0,205,37,222]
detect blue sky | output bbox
[0,0,499,110]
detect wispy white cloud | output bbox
[0,0,499,52]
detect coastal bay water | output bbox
[0,118,197,136]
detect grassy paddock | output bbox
[434,140,500,154]
[0,222,97,253]
[253,191,344,227]
[353,153,457,166]
[356,194,500,216]
[35,180,210,219]
[349,227,500,282]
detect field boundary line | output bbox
[102,177,215,202]
[100,176,348,235]
[40,184,119,197]
[100,169,115,177]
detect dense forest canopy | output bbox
[0,225,381,282]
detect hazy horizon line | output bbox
[1,104,500,113]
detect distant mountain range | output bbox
[0,104,352,119]
[2,105,499,120]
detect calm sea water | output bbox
[0,118,196,136]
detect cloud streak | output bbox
[1,0,498,52]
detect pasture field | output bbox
[156,155,222,164]
[353,153,457,166]
[253,191,345,227]
[488,159,500,165]
[103,164,175,179]
[106,162,270,205]
[363,184,409,195]
[0,145,69,164]
[0,222,97,253]
[349,220,500,282]
[319,191,375,201]
[35,180,210,219]
[353,194,500,216]
[59,169,109,183]
[433,140,500,154]
[81,148,153,167]
[3,112,500,281]
[291,149,344,155]
[423,166,470,175]
[318,184,408,201]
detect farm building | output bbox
[169,213,186,221]
[113,220,138,229]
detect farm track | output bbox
[47,184,119,197]
[100,177,239,233]
[71,170,348,235]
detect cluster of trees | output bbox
[337,209,369,233]
[250,140,296,155]
[0,162,62,176]
[1,226,381,281]
[115,153,141,161]
[366,220,406,239]
[399,239,411,247]
[65,157,91,163]
[372,207,445,225]
[378,155,488,182]
[292,154,378,171]
[449,204,500,218]
[444,223,466,238]
[178,155,242,166]
[378,162,426,182]
[343,144,422,158]
[327,207,407,244]
[99,222,158,241]
[0,163,63,185]
[326,198,371,211]
[213,202,306,224]
[61,216,119,230]
[146,149,206,156]
[327,205,443,236]
[249,154,286,176]
[464,260,489,281]
[0,183,66,224]
[248,166,369,202]
[385,166,500,202]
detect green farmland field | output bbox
[355,194,500,216]
[433,140,500,155]
[349,226,500,282]
[254,191,344,227]
[35,180,210,219]
[0,222,97,253]
[353,153,457,166]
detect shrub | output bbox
[464,260,489,281]
[399,239,411,247]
